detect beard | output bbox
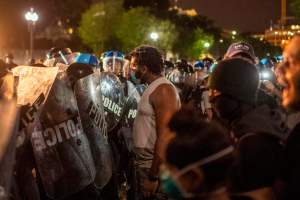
[135,70,146,84]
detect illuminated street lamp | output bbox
[204,42,210,48]
[150,32,159,42]
[231,30,237,40]
[25,8,39,59]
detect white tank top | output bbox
[133,77,179,168]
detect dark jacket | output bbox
[229,105,286,193]
[283,122,300,199]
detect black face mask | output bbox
[211,94,241,124]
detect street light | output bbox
[204,42,210,48]
[150,32,159,42]
[25,8,39,59]
[231,30,237,40]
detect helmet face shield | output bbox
[102,51,125,75]
[103,57,124,74]
[44,51,79,67]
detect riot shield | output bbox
[0,100,19,200]
[122,82,146,128]
[26,66,96,199]
[12,66,59,106]
[74,70,113,189]
[99,72,125,132]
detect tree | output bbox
[78,0,124,53]
[173,27,214,59]
[116,7,177,52]
[78,4,177,53]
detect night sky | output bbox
[179,0,282,33]
[0,0,289,49]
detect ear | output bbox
[140,65,148,73]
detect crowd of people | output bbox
[1,35,300,200]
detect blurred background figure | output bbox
[161,107,234,200]
[4,53,17,70]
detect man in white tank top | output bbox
[130,46,181,199]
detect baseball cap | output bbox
[224,42,256,63]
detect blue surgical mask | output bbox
[130,71,141,84]
[160,169,191,200]
[160,146,234,200]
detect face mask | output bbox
[130,71,141,84]
[160,146,234,200]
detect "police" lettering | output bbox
[88,102,108,140]
[128,109,137,119]
[31,117,83,151]
[102,96,122,117]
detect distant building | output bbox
[253,0,299,47]
[169,0,198,17]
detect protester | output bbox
[223,42,257,65]
[130,45,181,199]
[281,34,300,199]
[208,58,286,200]
[161,107,234,200]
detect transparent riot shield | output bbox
[74,69,113,189]
[99,72,125,132]
[122,82,146,128]
[18,66,96,199]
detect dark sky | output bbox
[179,0,282,33]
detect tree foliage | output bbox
[116,7,177,52]
[173,27,214,59]
[79,2,177,53]
[78,0,123,53]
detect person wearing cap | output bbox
[225,42,283,112]
[208,58,286,200]
[4,53,17,70]
[224,42,257,65]
[160,107,234,200]
[130,45,181,199]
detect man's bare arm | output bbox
[149,84,180,177]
